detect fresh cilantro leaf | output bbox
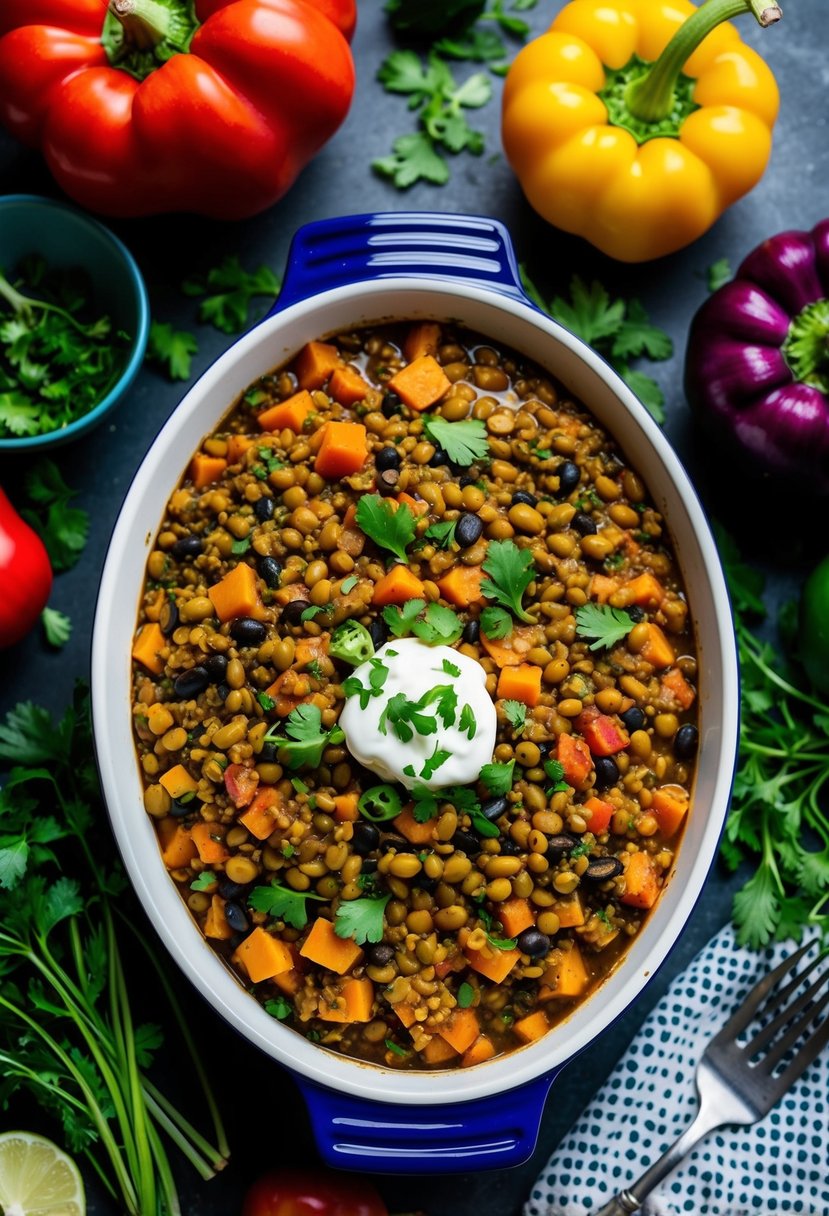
[189,871,217,892]
[373,131,450,188]
[610,299,673,363]
[231,536,252,556]
[551,276,626,346]
[434,28,506,61]
[383,598,426,637]
[733,865,779,949]
[424,519,457,549]
[41,607,71,648]
[262,704,344,770]
[420,743,452,780]
[0,839,28,889]
[412,603,463,645]
[21,460,89,573]
[712,523,766,619]
[256,691,275,712]
[481,605,512,639]
[479,759,514,795]
[619,367,666,425]
[300,604,325,622]
[502,699,526,735]
[707,257,732,293]
[334,895,391,945]
[574,603,635,651]
[459,703,477,739]
[247,882,324,930]
[380,692,439,742]
[182,257,280,334]
[442,658,462,677]
[147,321,198,381]
[264,996,293,1020]
[356,494,417,563]
[457,981,475,1008]
[481,539,536,623]
[411,785,439,822]
[423,416,489,465]
[544,758,569,793]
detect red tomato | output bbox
[242,1171,388,1216]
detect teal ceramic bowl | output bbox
[0,194,150,451]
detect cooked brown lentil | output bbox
[131,321,698,1072]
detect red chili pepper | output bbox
[0,485,53,648]
[575,706,630,757]
[242,1170,388,1216]
[0,0,356,219]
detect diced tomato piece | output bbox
[224,763,260,808]
[576,705,629,756]
[555,732,593,789]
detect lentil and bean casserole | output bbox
[131,321,699,1070]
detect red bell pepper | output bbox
[242,1170,388,1216]
[0,485,53,649]
[576,706,630,757]
[0,0,356,219]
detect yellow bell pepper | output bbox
[502,0,781,262]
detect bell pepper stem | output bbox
[107,0,173,49]
[626,0,782,123]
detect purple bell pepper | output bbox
[684,220,829,495]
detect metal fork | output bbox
[595,941,829,1216]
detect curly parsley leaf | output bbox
[574,603,635,651]
[502,699,526,735]
[356,494,417,564]
[334,894,391,945]
[422,415,489,466]
[247,882,325,931]
[481,606,512,640]
[146,321,198,381]
[481,539,536,623]
[41,607,71,649]
[182,256,281,334]
[263,704,344,770]
[479,759,514,796]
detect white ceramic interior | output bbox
[92,279,739,1106]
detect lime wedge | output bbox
[0,1131,85,1216]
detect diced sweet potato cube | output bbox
[317,977,375,1023]
[438,1008,480,1054]
[462,1034,497,1067]
[514,1010,550,1044]
[481,623,544,668]
[621,851,660,908]
[226,434,255,464]
[497,897,535,939]
[422,1035,458,1065]
[333,793,360,822]
[273,968,303,996]
[314,421,368,479]
[553,893,585,928]
[372,565,425,606]
[461,935,520,984]
[190,821,229,864]
[640,623,675,669]
[257,389,315,433]
[393,804,436,846]
[294,341,340,391]
[328,366,370,407]
[388,355,451,412]
[132,622,167,675]
[159,764,198,799]
[300,916,363,974]
[661,667,696,709]
[204,895,234,940]
[589,574,620,604]
[238,786,282,841]
[189,452,227,489]
[583,796,614,835]
[437,565,485,608]
[394,1000,417,1028]
[207,562,267,622]
[496,664,542,707]
[556,732,593,789]
[616,573,665,610]
[233,926,294,983]
[396,492,429,516]
[159,824,197,869]
[539,945,589,1000]
[651,785,690,838]
[403,322,442,363]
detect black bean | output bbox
[558,461,581,494]
[511,489,538,508]
[429,448,448,467]
[516,928,551,958]
[258,556,282,589]
[584,856,624,881]
[351,823,380,855]
[173,666,209,698]
[203,654,228,684]
[172,535,202,560]
[627,605,645,623]
[547,833,577,855]
[620,706,645,733]
[451,830,480,856]
[281,599,308,626]
[455,513,484,548]
[594,756,620,790]
[230,618,267,646]
[169,796,193,818]
[224,901,249,933]
[375,447,400,472]
[499,839,521,856]
[360,857,379,875]
[381,392,402,418]
[369,617,389,650]
[368,943,394,967]
[379,836,416,855]
[215,683,230,703]
[462,619,480,645]
[572,512,598,536]
[159,599,179,636]
[219,880,247,900]
[480,796,508,822]
[258,741,278,763]
[254,495,275,523]
[674,723,699,759]
[415,875,438,893]
[377,469,399,496]
[459,472,481,488]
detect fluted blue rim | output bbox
[0,193,150,451]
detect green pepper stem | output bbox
[626,0,781,124]
[107,0,173,49]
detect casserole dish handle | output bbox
[270,211,532,313]
[295,1070,558,1173]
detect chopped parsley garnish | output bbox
[380,692,439,742]
[262,703,345,770]
[334,894,391,944]
[305,659,324,681]
[480,605,512,639]
[459,703,477,739]
[502,699,526,735]
[441,658,461,677]
[263,996,292,1020]
[574,603,636,651]
[544,758,569,794]
[181,255,281,333]
[300,604,326,622]
[247,882,325,930]
[422,415,489,466]
[569,838,593,860]
[411,783,480,823]
[343,658,389,709]
[457,981,475,1009]
[481,539,536,623]
[383,598,426,637]
[382,600,463,645]
[420,743,451,781]
[147,320,198,381]
[467,807,501,839]
[423,519,457,549]
[355,493,417,563]
[189,871,217,892]
[479,759,515,796]
[256,691,276,712]
[230,535,251,555]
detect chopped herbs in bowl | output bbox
[0,195,149,450]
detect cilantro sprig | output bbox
[481,539,536,623]
[22,459,89,573]
[383,599,463,644]
[422,415,489,465]
[146,320,198,381]
[248,881,325,930]
[262,704,345,770]
[521,269,673,425]
[334,894,391,945]
[356,494,417,564]
[574,603,635,651]
[182,256,281,334]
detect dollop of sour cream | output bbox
[339,638,497,791]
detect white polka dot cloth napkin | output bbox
[526,925,828,1216]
